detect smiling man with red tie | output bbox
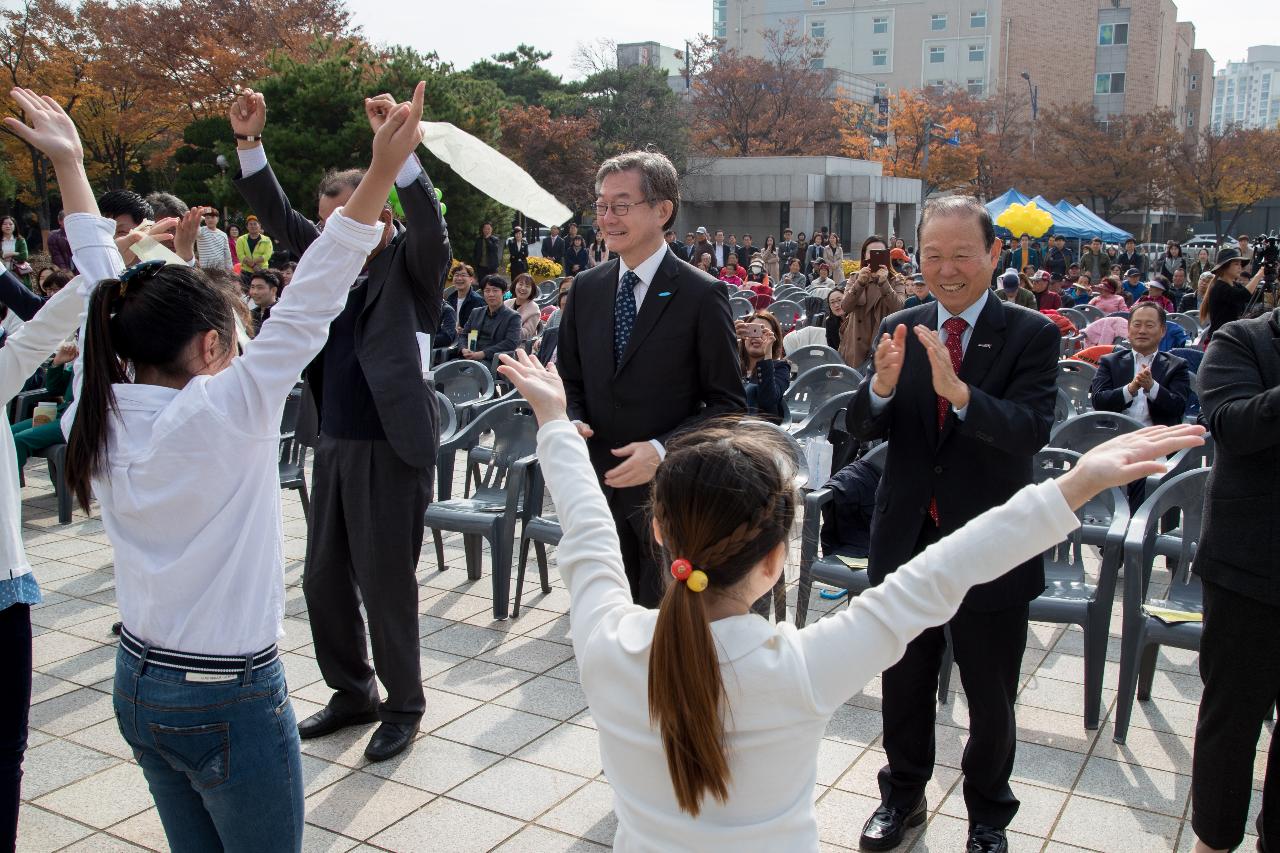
[847,196,1059,853]
[555,150,744,606]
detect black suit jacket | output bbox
[1195,309,1280,603]
[506,238,529,275]
[847,295,1060,611]
[557,248,746,483]
[541,235,565,265]
[235,160,450,468]
[1090,349,1190,426]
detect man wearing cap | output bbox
[903,274,934,308]
[693,227,713,269]
[1122,268,1147,305]
[890,246,912,274]
[1029,270,1061,310]
[1137,277,1174,312]
[996,270,1036,309]
[235,214,274,287]
[1204,247,1264,343]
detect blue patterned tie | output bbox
[614,270,640,367]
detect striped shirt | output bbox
[196,225,234,271]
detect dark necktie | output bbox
[615,270,640,367]
[931,316,969,524]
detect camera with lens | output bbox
[1252,233,1279,289]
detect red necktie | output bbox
[931,316,969,524]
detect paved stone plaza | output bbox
[15,457,1265,852]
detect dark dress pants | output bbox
[0,602,31,851]
[1192,580,1280,851]
[609,484,663,608]
[303,436,431,724]
[877,520,1029,829]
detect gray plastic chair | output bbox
[1029,449,1130,729]
[1059,307,1088,330]
[787,345,845,378]
[1167,313,1200,339]
[1054,388,1077,426]
[278,386,309,523]
[729,296,755,319]
[770,299,805,333]
[785,364,862,425]
[1049,410,1144,454]
[1076,303,1104,323]
[434,390,458,443]
[1113,467,1209,744]
[434,359,496,412]
[790,389,857,444]
[1057,360,1097,414]
[424,399,541,619]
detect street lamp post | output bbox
[215,154,229,223]
[1021,71,1039,155]
[919,119,960,218]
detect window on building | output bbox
[810,20,825,38]
[1099,23,1129,46]
[810,58,825,70]
[930,46,946,63]
[872,48,888,66]
[873,16,888,34]
[927,80,946,93]
[712,0,726,38]
[874,82,888,98]
[1191,74,1198,91]
[969,44,985,62]
[967,78,985,95]
[812,0,827,5]
[1187,112,1195,128]
[1095,72,1126,94]
[970,10,986,28]
[931,13,947,30]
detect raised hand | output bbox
[871,323,909,397]
[1057,425,1206,510]
[496,349,567,426]
[174,206,209,262]
[364,93,397,132]
[4,88,82,165]
[229,88,267,142]
[115,217,177,265]
[914,326,969,410]
[370,82,425,167]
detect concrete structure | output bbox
[677,156,922,249]
[716,0,1210,129]
[1186,47,1215,135]
[617,41,696,97]
[1211,45,1280,131]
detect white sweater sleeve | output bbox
[0,276,88,403]
[536,419,635,649]
[202,209,381,436]
[793,480,1080,715]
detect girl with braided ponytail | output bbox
[496,348,1205,852]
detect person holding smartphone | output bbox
[839,235,905,368]
[736,311,790,423]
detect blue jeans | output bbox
[112,646,303,853]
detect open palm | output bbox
[4,88,82,164]
[496,350,567,426]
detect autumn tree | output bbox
[498,105,598,217]
[1019,103,1178,221]
[688,26,840,156]
[933,86,1033,199]
[839,88,979,198]
[1165,124,1280,244]
[467,45,564,107]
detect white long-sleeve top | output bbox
[61,210,382,654]
[0,235,118,585]
[538,419,1080,852]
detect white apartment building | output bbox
[1211,45,1280,131]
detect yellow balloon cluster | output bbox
[996,202,1055,239]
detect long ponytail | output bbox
[65,281,128,513]
[647,421,797,816]
[65,264,245,512]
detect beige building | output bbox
[715,0,1211,132]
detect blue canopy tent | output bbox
[985,189,1031,234]
[1025,195,1093,239]
[1066,202,1132,242]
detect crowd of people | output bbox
[0,79,1273,853]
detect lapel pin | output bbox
[658,291,672,297]
[977,343,993,348]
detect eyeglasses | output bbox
[593,199,655,217]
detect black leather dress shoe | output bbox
[297,705,378,740]
[966,824,1009,853]
[859,798,926,851]
[364,722,417,762]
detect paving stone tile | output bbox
[433,703,558,755]
[815,787,903,851]
[62,718,134,761]
[536,779,617,846]
[1011,742,1091,792]
[477,635,575,674]
[106,807,168,851]
[368,797,522,853]
[15,804,93,853]
[57,834,150,852]
[1050,794,1181,851]
[34,762,153,829]
[424,658,535,702]
[449,757,587,820]
[305,772,432,840]
[28,686,115,736]
[940,779,1067,837]
[493,674,588,721]
[31,631,100,669]
[420,622,508,657]
[362,735,502,793]
[490,825,610,852]
[911,813,1042,852]
[515,723,603,778]
[36,642,118,688]
[1072,755,1191,817]
[1093,722,1195,775]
